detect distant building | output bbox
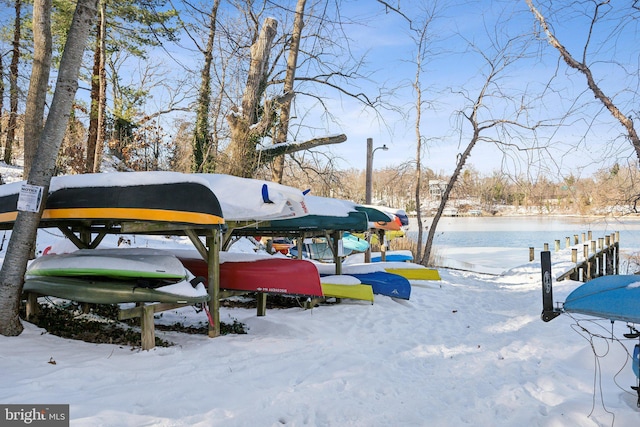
[429,180,447,199]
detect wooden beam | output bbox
[186,228,208,260]
[58,226,89,249]
[118,302,193,320]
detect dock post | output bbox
[541,251,561,322]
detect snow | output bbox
[196,174,308,221]
[1,231,639,426]
[0,165,639,425]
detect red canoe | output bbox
[177,255,324,297]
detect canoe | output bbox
[0,172,225,230]
[343,232,370,252]
[320,275,374,302]
[23,276,210,304]
[314,260,441,281]
[195,174,308,221]
[371,250,414,263]
[563,275,640,323]
[176,254,324,297]
[384,267,441,281]
[289,241,352,262]
[27,248,188,281]
[346,272,411,300]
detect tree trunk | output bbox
[0,0,99,337]
[414,51,424,263]
[24,0,52,178]
[422,130,479,264]
[85,3,102,173]
[4,0,21,165]
[272,0,306,183]
[0,54,4,141]
[193,0,220,173]
[225,17,278,178]
[92,1,107,172]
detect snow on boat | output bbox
[347,250,414,263]
[195,174,308,221]
[0,172,225,229]
[175,251,324,297]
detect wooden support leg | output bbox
[257,292,267,316]
[140,304,155,351]
[25,293,39,319]
[207,232,221,338]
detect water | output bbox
[405,216,640,273]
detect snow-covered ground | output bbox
[0,162,639,426]
[0,231,638,426]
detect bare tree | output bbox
[85,0,106,173]
[421,32,543,263]
[377,0,441,262]
[526,0,640,162]
[23,0,52,178]
[190,0,221,173]
[271,0,306,183]
[0,0,99,337]
[3,0,21,165]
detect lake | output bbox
[405,215,640,274]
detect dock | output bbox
[531,231,620,282]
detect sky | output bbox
[286,0,640,177]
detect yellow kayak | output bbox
[320,275,374,302]
[384,267,441,281]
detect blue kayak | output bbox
[563,275,640,323]
[347,271,411,300]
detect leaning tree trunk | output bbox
[226,17,278,178]
[421,129,479,265]
[272,0,306,183]
[23,0,52,178]
[0,0,99,337]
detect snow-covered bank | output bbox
[1,233,639,426]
